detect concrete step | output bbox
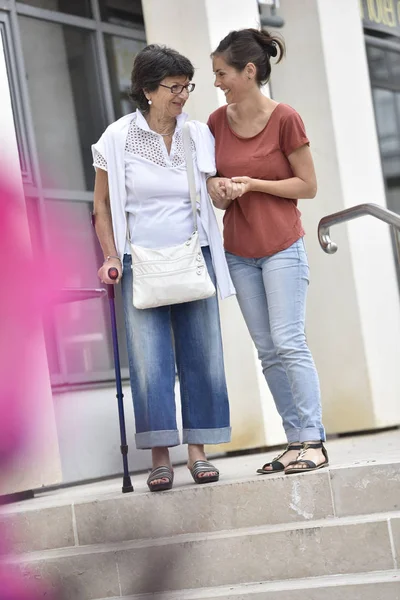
[6,511,400,597]
[97,571,400,599]
[1,461,400,554]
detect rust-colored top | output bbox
[207,103,309,258]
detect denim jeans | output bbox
[121,246,231,449]
[226,238,325,443]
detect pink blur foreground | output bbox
[0,172,92,599]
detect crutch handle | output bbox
[108,267,119,280]
[106,268,119,299]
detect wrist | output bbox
[206,176,217,190]
[249,178,259,193]
[103,255,121,264]
[252,179,270,193]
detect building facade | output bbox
[1,0,400,491]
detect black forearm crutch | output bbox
[92,215,133,493]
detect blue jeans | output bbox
[121,246,231,449]
[226,238,325,443]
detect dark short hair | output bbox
[212,28,285,86]
[130,44,195,112]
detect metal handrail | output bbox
[318,203,400,254]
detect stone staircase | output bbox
[1,431,400,599]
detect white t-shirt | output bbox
[93,111,208,250]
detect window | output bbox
[367,42,400,181]
[367,45,390,84]
[372,88,400,169]
[19,16,105,191]
[25,197,62,379]
[26,198,129,385]
[18,0,92,19]
[45,201,118,384]
[366,39,400,285]
[105,35,146,118]
[388,50,400,80]
[99,0,144,29]
[2,0,145,386]
[0,14,33,183]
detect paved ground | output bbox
[2,427,399,512]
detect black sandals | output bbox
[257,443,303,474]
[190,460,219,484]
[285,441,329,475]
[147,465,174,492]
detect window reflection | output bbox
[373,89,400,160]
[19,16,105,191]
[388,50,400,81]
[372,88,400,182]
[0,22,32,183]
[99,0,144,29]
[105,35,146,118]
[18,0,92,18]
[44,200,128,383]
[367,43,400,288]
[25,196,62,379]
[367,46,390,83]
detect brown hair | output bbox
[212,28,285,86]
[130,44,195,113]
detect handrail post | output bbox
[394,228,400,277]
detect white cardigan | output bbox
[92,112,235,300]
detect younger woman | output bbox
[207,29,328,474]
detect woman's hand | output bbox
[231,176,254,196]
[207,177,229,202]
[97,257,122,285]
[207,177,244,209]
[230,147,318,200]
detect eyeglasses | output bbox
[159,83,196,95]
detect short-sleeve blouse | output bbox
[207,103,309,258]
[93,110,208,250]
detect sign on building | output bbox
[360,0,400,37]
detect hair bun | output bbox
[212,28,285,87]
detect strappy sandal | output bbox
[256,443,303,475]
[285,441,329,475]
[190,460,219,484]
[147,466,174,492]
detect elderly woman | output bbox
[92,45,235,492]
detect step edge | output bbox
[94,569,400,599]
[6,510,400,564]
[2,459,400,516]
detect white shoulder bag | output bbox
[129,122,216,310]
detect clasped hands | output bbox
[207,176,253,205]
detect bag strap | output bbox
[183,122,198,232]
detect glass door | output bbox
[366,38,400,283]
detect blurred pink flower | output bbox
[0,178,39,465]
[0,172,75,600]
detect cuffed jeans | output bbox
[121,246,231,449]
[226,238,325,443]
